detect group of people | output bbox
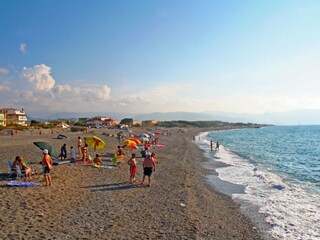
[127,151,157,186]
[12,149,53,187]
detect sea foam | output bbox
[196,133,320,240]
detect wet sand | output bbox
[0,127,263,239]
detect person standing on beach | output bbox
[82,143,88,163]
[140,152,156,187]
[216,141,220,150]
[128,153,137,184]
[59,143,67,160]
[77,136,83,155]
[42,149,53,186]
[210,141,213,151]
[70,146,76,161]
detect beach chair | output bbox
[15,165,26,179]
[7,160,16,178]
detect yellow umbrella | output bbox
[86,136,106,151]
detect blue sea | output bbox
[196,126,320,240]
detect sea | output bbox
[195,125,320,240]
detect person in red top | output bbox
[42,149,53,186]
[117,146,124,157]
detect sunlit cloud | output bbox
[22,64,56,91]
[0,84,11,92]
[0,67,9,75]
[20,43,27,53]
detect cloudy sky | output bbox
[0,0,320,115]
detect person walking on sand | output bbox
[210,141,213,151]
[140,152,156,187]
[42,149,53,186]
[128,153,137,184]
[77,136,83,155]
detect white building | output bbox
[0,108,28,126]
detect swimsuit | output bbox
[144,167,153,176]
[130,166,136,176]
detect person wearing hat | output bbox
[42,149,53,186]
[140,152,156,187]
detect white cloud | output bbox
[22,64,56,91]
[20,43,27,53]
[0,84,10,92]
[0,67,9,75]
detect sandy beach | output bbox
[0,127,263,239]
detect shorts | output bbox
[42,166,51,175]
[144,167,153,176]
[130,166,136,176]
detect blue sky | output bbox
[1,0,320,115]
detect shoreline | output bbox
[195,129,274,240]
[0,127,264,239]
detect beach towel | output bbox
[7,181,39,187]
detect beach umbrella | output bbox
[148,132,155,137]
[33,142,58,159]
[120,140,136,146]
[86,136,106,151]
[138,133,150,138]
[154,131,162,135]
[129,138,141,145]
[121,144,139,150]
[139,137,149,143]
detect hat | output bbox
[146,152,151,157]
[43,149,48,154]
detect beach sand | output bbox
[0,127,263,239]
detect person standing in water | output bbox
[216,141,220,150]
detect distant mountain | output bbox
[27,109,320,125]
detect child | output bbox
[70,146,76,161]
[59,143,67,160]
[93,154,102,167]
[127,153,137,184]
[151,152,158,164]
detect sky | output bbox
[1,0,320,116]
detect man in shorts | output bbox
[140,152,156,187]
[42,149,53,186]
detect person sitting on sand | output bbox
[140,152,156,187]
[42,149,53,186]
[16,156,33,180]
[128,153,137,184]
[93,154,102,167]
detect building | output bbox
[142,120,158,127]
[0,108,28,126]
[85,116,119,128]
[0,109,6,127]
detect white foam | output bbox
[198,134,320,240]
